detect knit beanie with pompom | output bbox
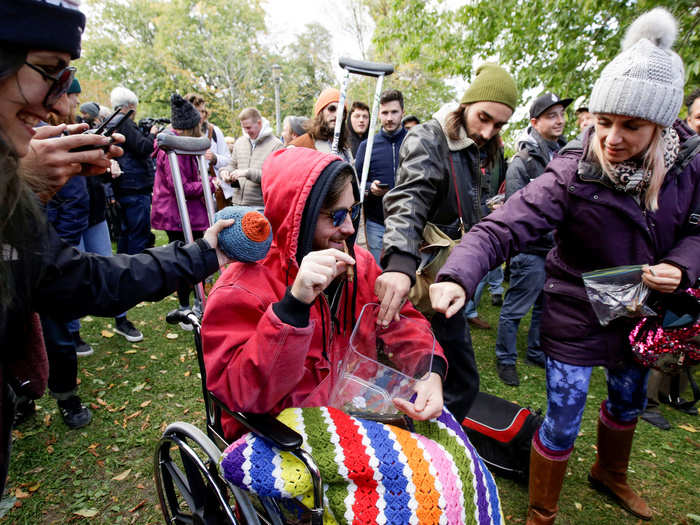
[589,7,684,127]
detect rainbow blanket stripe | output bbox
[221,407,502,524]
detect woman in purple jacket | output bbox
[431,8,699,525]
[152,94,215,323]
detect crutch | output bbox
[331,57,394,204]
[156,133,217,311]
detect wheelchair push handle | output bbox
[165,308,200,330]
[338,57,394,77]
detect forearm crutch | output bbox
[156,133,216,310]
[331,57,394,203]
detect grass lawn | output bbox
[4,241,700,524]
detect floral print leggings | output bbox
[538,356,649,453]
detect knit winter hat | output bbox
[314,88,341,116]
[79,102,99,119]
[170,93,201,130]
[0,0,85,59]
[589,8,684,127]
[214,206,272,262]
[67,77,81,95]
[460,63,518,111]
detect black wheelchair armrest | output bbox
[207,392,303,451]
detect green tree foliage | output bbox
[373,0,699,134]
[78,0,334,135]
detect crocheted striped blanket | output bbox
[221,407,502,525]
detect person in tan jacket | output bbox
[220,107,283,209]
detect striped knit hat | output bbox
[214,206,272,262]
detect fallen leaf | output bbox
[642,449,656,458]
[165,333,178,340]
[46,445,53,454]
[74,508,98,518]
[112,469,131,481]
[184,371,191,377]
[14,488,29,499]
[132,383,146,393]
[124,350,137,354]
[574,502,582,511]
[140,400,151,408]
[679,424,698,433]
[101,330,115,338]
[28,483,40,492]
[125,410,142,421]
[129,500,147,513]
[43,414,51,427]
[96,398,107,406]
[83,316,93,322]
[135,303,145,308]
[136,483,145,489]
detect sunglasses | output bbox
[24,62,77,109]
[324,202,361,227]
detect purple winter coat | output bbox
[151,131,215,232]
[438,120,700,368]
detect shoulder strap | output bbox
[448,153,465,234]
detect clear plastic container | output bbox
[328,303,435,417]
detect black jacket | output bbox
[382,111,494,281]
[505,128,565,255]
[110,115,155,196]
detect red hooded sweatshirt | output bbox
[201,147,444,439]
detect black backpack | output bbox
[462,391,543,482]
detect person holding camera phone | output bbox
[0,0,236,494]
[354,89,408,265]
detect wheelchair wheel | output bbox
[154,421,261,524]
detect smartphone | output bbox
[69,108,134,152]
[376,182,390,190]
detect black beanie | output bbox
[170,94,201,130]
[0,0,86,59]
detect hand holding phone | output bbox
[69,108,133,153]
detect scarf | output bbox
[607,127,680,194]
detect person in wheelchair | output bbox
[202,147,447,440]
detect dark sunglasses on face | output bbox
[24,62,77,109]
[326,104,338,113]
[324,202,361,227]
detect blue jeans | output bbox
[117,194,152,255]
[539,357,649,451]
[494,253,545,364]
[80,220,126,320]
[465,266,504,318]
[41,315,78,395]
[365,219,385,266]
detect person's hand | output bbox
[231,168,246,180]
[291,249,356,304]
[370,179,389,197]
[430,281,466,318]
[150,125,159,135]
[642,263,682,293]
[109,159,122,179]
[374,271,411,327]
[205,151,216,164]
[393,372,443,420]
[202,219,236,267]
[19,124,124,201]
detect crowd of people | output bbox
[1,1,698,524]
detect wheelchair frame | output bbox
[152,135,324,525]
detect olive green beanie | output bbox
[460,63,518,111]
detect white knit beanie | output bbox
[589,8,684,127]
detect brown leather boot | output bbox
[526,444,569,525]
[588,416,652,520]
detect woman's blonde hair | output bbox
[588,124,666,211]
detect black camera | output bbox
[138,117,170,137]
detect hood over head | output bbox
[261,148,360,269]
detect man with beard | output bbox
[347,100,369,156]
[289,88,352,161]
[375,64,518,421]
[355,89,407,264]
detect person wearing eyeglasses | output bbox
[288,88,353,162]
[202,147,446,440]
[0,0,235,494]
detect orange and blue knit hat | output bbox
[214,206,272,262]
